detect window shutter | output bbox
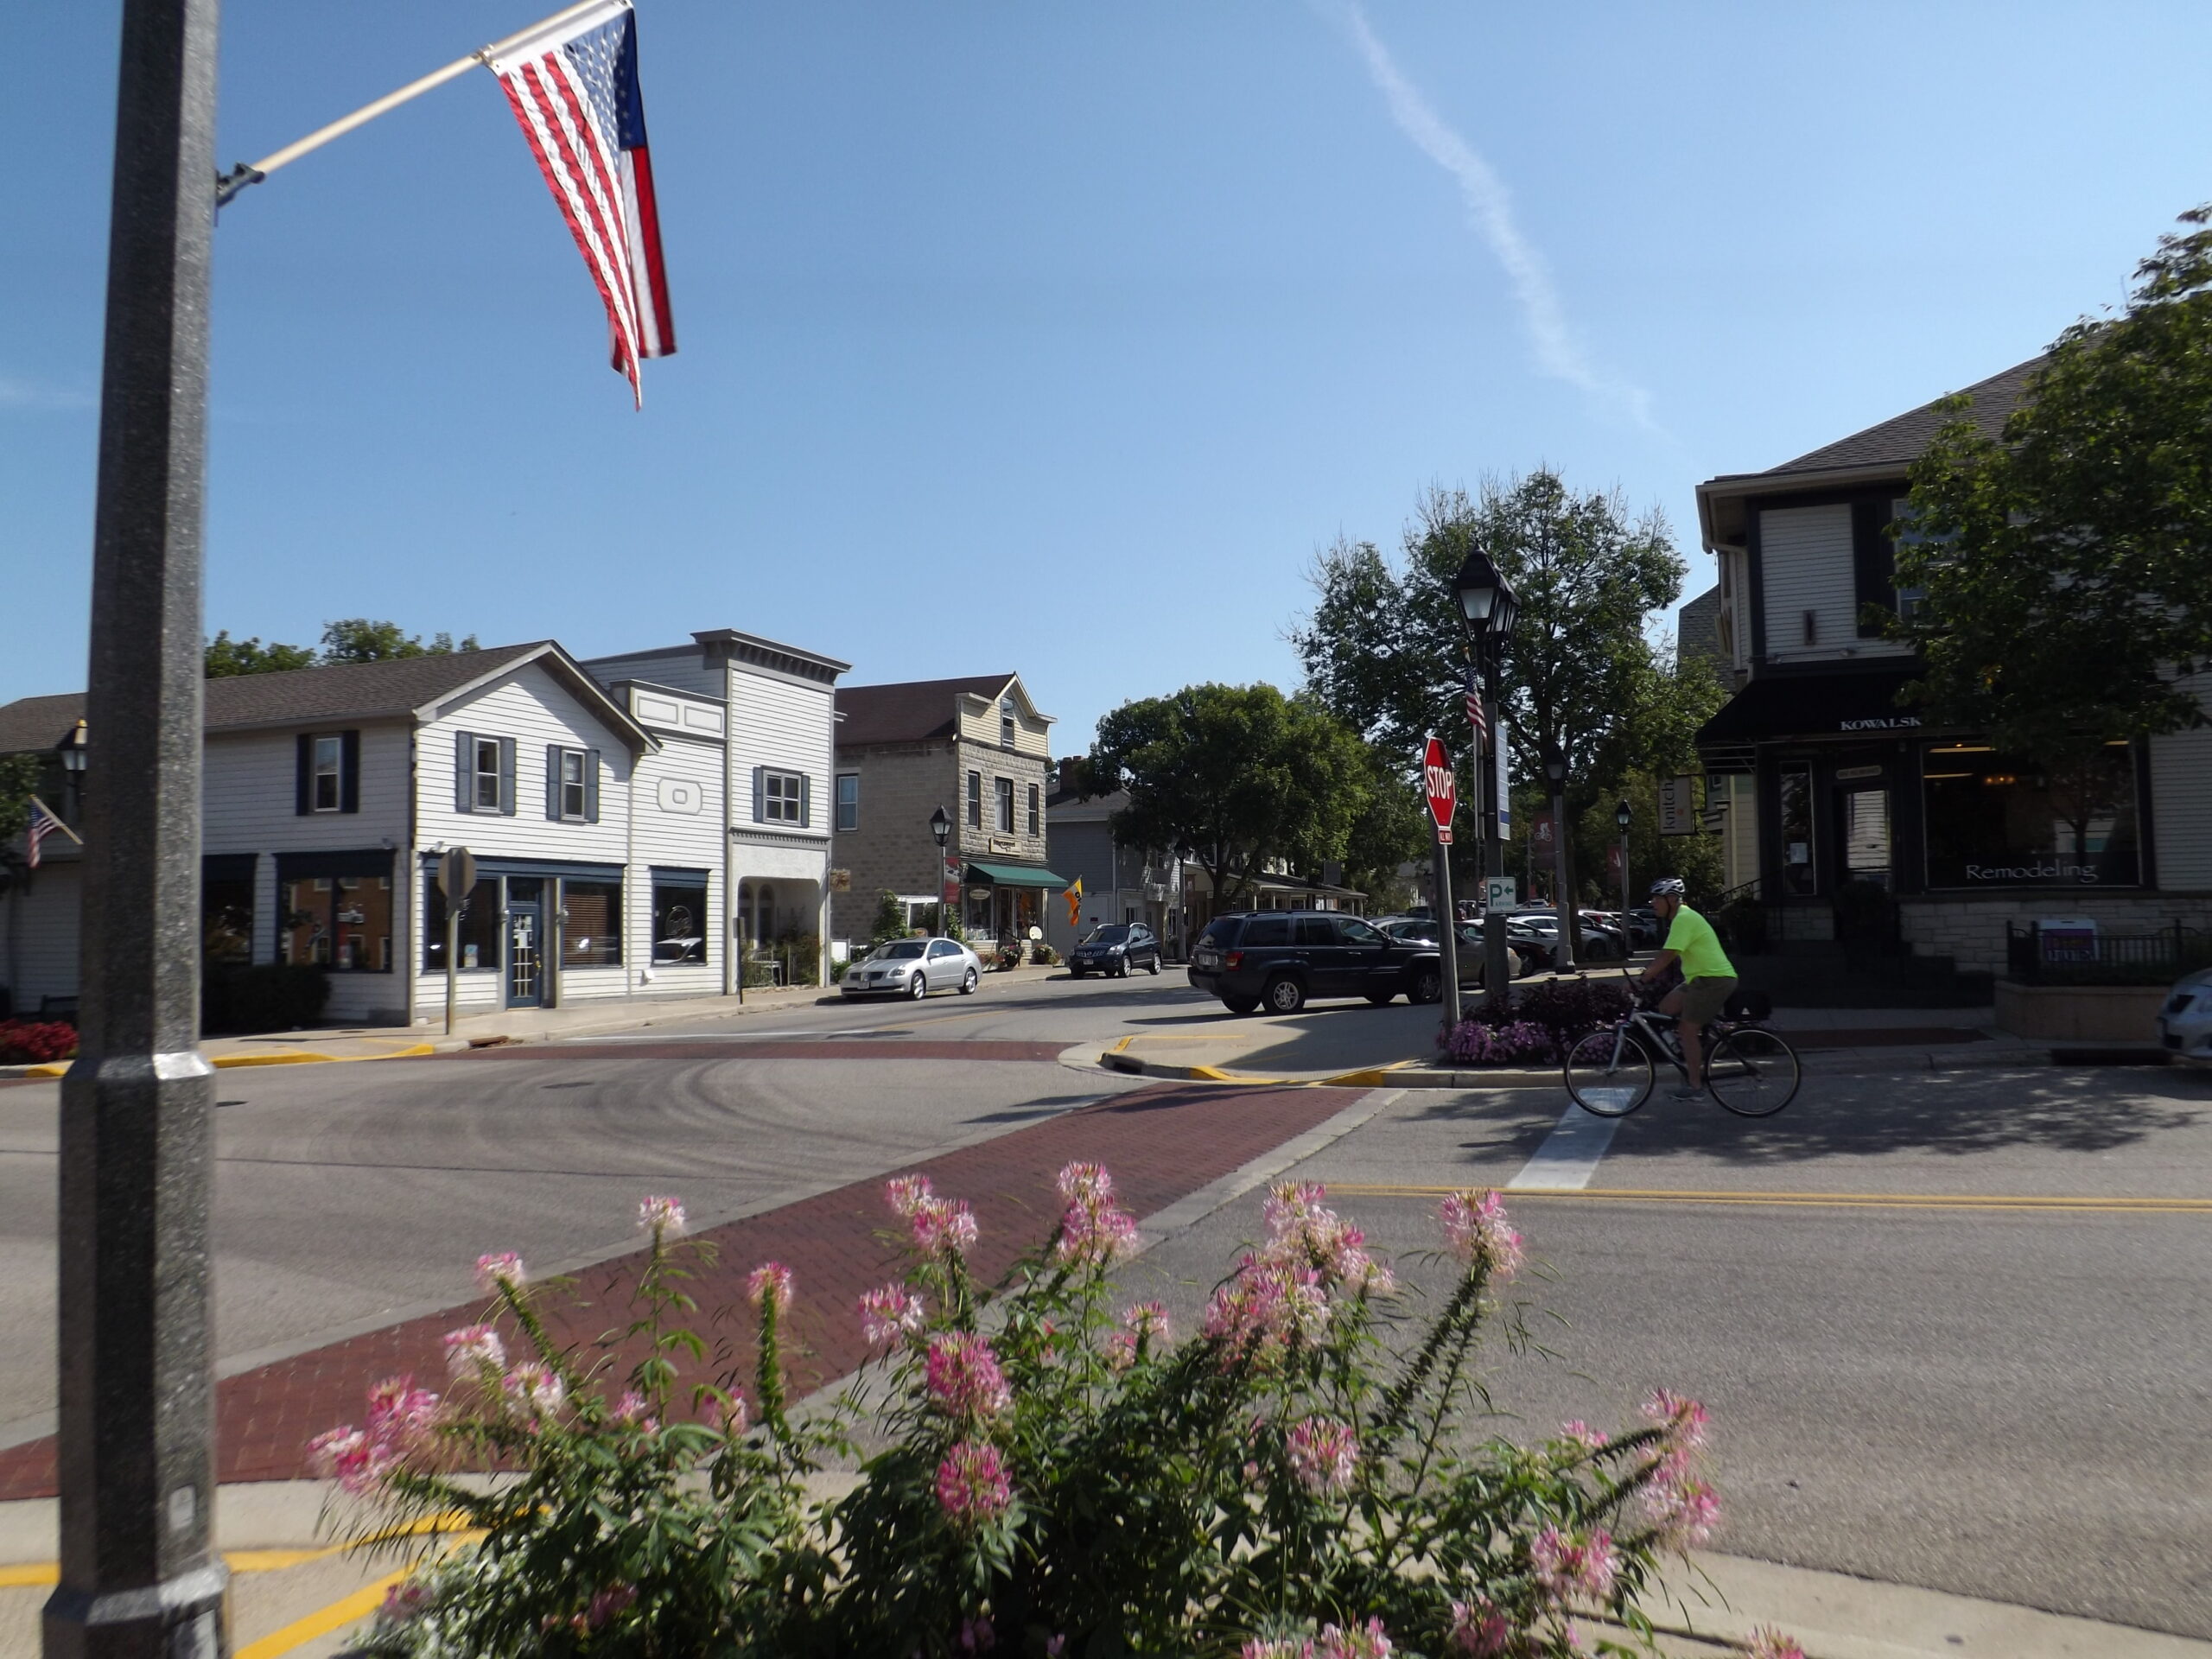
[455,732,474,813]
[546,745,563,820]
[499,737,517,816]
[752,766,766,823]
[296,734,312,816]
[585,750,601,823]
[798,772,811,829]
[1851,499,1895,637]
[340,731,360,814]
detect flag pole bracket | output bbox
[214,162,264,209]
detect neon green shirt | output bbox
[1664,905,1736,981]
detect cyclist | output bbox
[1637,877,1738,1099]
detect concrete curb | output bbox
[1,1043,440,1080]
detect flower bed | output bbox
[0,1020,77,1065]
[1440,978,1633,1070]
[321,1171,1789,1657]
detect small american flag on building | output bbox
[490,1,675,405]
[1463,664,1487,745]
[25,797,73,870]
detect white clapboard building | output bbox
[0,628,846,1028]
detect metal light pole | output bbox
[930,805,951,935]
[48,1,227,1654]
[1544,753,1576,973]
[1449,545,1518,1007]
[1615,799,1632,942]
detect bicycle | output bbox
[1561,969,1801,1119]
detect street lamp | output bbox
[1452,544,1518,1007]
[58,718,87,823]
[1615,798,1632,938]
[929,805,951,934]
[1543,753,1575,972]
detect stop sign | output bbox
[1422,736,1456,843]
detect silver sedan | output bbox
[840,937,982,1000]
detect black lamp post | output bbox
[1450,543,1519,1006]
[1543,752,1575,972]
[929,805,951,934]
[59,719,88,824]
[1615,798,1633,937]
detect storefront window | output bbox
[1777,766,1815,896]
[202,867,254,967]
[560,878,622,967]
[282,869,393,971]
[423,877,500,972]
[1923,741,2139,888]
[652,875,709,964]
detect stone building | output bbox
[829,674,1066,947]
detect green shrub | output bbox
[331,1174,1733,1657]
[201,963,330,1034]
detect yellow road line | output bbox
[0,1562,56,1587]
[1325,1184,2212,1216]
[233,1568,410,1659]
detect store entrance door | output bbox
[506,877,544,1008]
[1838,780,1892,890]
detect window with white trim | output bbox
[310,735,343,812]
[967,770,982,829]
[995,776,1014,833]
[474,739,503,811]
[556,748,588,820]
[764,769,804,824]
[1027,782,1039,836]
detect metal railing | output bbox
[2005,921,2212,986]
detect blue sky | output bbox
[6,3,2209,751]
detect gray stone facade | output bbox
[1900,893,2212,975]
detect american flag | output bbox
[490,1,676,406]
[25,797,68,870]
[1463,664,1487,745]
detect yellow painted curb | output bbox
[16,1043,435,1079]
[233,1567,410,1659]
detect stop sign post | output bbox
[1421,737,1463,1033]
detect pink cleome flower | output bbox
[583,1583,638,1630]
[500,1362,565,1421]
[379,1580,434,1624]
[1643,1467,1722,1548]
[705,1392,749,1436]
[474,1252,525,1294]
[1642,1387,1711,1451]
[1285,1417,1360,1495]
[613,1390,658,1430]
[636,1194,687,1237]
[1315,1618,1394,1659]
[1055,1161,1114,1205]
[934,1440,1013,1527]
[1055,1197,1141,1268]
[746,1262,796,1314]
[926,1332,1013,1421]
[1738,1630,1807,1659]
[1261,1182,1392,1294]
[307,1427,385,1496]
[1241,1642,1315,1659]
[911,1196,980,1257]
[1203,1254,1332,1364]
[1447,1596,1511,1656]
[885,1173,935,1216]
[1439,1190,1523,1280]
[858,1284,926,1346]
[440,1324,505,1380]
[1531,1524,1618,1605]
[309,1375,441,1497]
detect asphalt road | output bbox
[3,970,2209,1637]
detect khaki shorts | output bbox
[1681,976,1738,1026]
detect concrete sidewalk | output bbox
[0,963,1074,1078]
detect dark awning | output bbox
[963,860,1069,890]
[1696,667,1922,747]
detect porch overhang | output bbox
[1696,667,1923,747]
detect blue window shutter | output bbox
[546,744,563,820]
[455,732,474,813]
[798,772,811,829]
[499,737,517,816]
[296,734,312,816]
[340,731,360,814]
[752,766,765,823]
[585,750,601,823]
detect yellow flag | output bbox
[1065,876,1083,929]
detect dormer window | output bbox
[1000,696,1016,749]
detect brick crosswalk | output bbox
[0,1078,1363,1501]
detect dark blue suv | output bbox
[1187,911,1444,1015]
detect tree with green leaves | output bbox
[1294,473,1702,926]
[1088,683,1372,917]
[319,620,481,663]
[1892,205,2212,803]
[0,753,46,845]
[204,631,318,678]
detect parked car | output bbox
[840,936,982,1000]
[2158,968,2212,1066]
[1510,909,1628,961]
[1189,911,1444,1015]
[1377,916,1543,980]
[1069,922,1163,978]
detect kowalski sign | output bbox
[1659,775,1704,836]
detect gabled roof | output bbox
[0,642,653,756]
[836,673,1021,747]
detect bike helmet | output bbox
[1647,876,1686,899]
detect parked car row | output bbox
[1372,916,1548,981]
[1188,911,1444,1015]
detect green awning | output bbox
[964,860,1070,891]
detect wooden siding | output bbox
[417,668,639,867]
[729,665,833,840]
[1758,505,1907,664]
[582,648,721,699]
[2151,676,2212,891]
[202,723,410,856]
[2,863,81,1009]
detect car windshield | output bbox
[875,941,927,960]
[1087,925,1132,944]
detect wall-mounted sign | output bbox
[1839,715,1919,732]
[1835,765,1884,782]
[828,868,852,893]
[988,836,1017,855]
[1659,776,1703,836]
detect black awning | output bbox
[1696,667,1922,746]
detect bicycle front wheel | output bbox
[1707,1027,1801,1118]
[1563,1029,1654,1118]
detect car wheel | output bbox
[907,973,928,1001]
[1223,995,1261,1015]
[1116,957,1129,978]
[1147,953,1161,975]
[1264,975,1306,1015]
[1409,965,1443,1005]
[959,967,978,995]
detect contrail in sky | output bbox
[1336,5,1658,431]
